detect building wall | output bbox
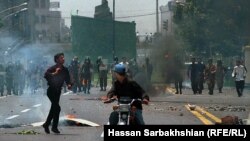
[71,15,136,62]
[160,0,186,35]
[28,0,62,43]
[28,0,49,42]
[0,0,28,37]
[1,0,66,43]
[160,1,173,35]
[47,11,61,42]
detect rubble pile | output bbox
[205,105,246,112]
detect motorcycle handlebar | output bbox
[103,98,116,103]
[104,97,142,105]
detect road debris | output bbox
[215,116,243,125]
[205,105,246,112]
[17,129,40,135]
[188,104,196,111]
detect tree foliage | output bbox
[173,0,250,57]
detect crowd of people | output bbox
[0,54,154,97]
[184,57,247,97]
[0,60,48,96]
[65,55,154,95]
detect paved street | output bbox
[0,85,249,141]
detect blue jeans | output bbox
[109,109,145,125]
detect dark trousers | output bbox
[72,77,81,93]
[174,80,182,94]
[197,77,204,94]
[100,77,107,90]
[83,78,91,93]
[44,87,61,129]
[191,79,198,94]
[207,79,215,95]
[0,78,4,96]
[235,80,244,97]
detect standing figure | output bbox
[174,57,184,94]
[145,57,153,84]
[187,57,198,94]
[80,57,93,94]
[5,62,14,95]
[128,58,138,80]
[13,61,25,95]
[241,60,247,87]
[232,60,247,97]
[0,64,5,96]
[96,56,102,87]
[99,60,108,91]
[205,59,216,95]
[196,58,206,94]
[42,53,72,134]
[69,56,81,93]
[216,60,226,93]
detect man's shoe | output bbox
[42,124,50,134]
[51,128,60,134]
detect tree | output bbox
[173,0,250,57]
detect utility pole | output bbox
[156,0,159,33]
[112,0,116,60]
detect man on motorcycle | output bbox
[105,63,145,125]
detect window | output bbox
[41,0,46,8]
[35,16,39,23]
[41,16,46,23]
[42,30,47,37]
[34,0,39,8]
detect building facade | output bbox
[0,0,66,43]
[0,0,28,37]
[28,0,64,42]
[159,0,186,35]
[94,0,112,20]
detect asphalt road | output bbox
[0,86,249,141]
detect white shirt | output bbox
[232,65,246,81]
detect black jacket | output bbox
[107,78,145,110]
[44,65,71,89]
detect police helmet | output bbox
[114,64,126,75]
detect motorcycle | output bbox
[101,96,143,138]
[104,96,141,125]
